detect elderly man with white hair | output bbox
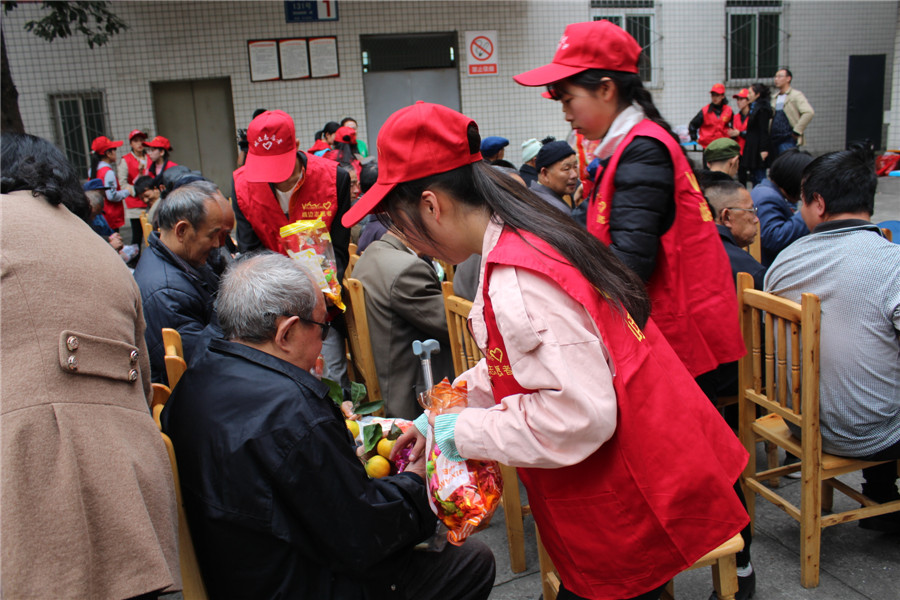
[161,253,495,600]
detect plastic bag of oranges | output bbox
[279,218,344,310]
[423,379,503,545]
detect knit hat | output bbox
[704,137,741,163]
[513,20,641,86]
[535,141,576,171]
[83,178,108,191]
[341,102,482,227]
[521,138,541,163]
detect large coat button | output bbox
[128,369,138,382]
[66,336,79,351]
[66,356,78,370]
[130,350,139,364]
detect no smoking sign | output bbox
[465,30,498,76]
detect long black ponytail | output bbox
[379,123,650,327]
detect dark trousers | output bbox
[558,582,667,600]
[130,217,144,248]
[396,536,495,600]
[857,438,900,501]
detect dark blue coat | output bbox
[752,179,808,266]
[133,232,219,384]
[160,338,436,599]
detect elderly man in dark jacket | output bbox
[161,253,495,600]
[133,180,224,383]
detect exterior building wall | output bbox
[889,6,900,149]
[3,0,897,171]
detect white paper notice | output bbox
[249,40,279,81]
[280,39,310,80]
[309,37,339,78]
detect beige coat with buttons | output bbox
[1,192,180,599]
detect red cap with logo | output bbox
[244,110,298,183]
[143,135,173,151]
[90,136,123,154]
[732,88,749,99]
[710,83,726,94]
[129,129,147,140]
[513,20,641,87]
[341,102,482,227]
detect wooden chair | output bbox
[736,272,900,588]
[342,277,383,406]
[149,383,208,599]
[537,526,744,600]
[162,328,187,389]
[441,282,531,573]
[437,259,455,283]
[140,211,152,247]
[348,242,358,256]
[345,253,359,279]
[880,227,892,242]
[747,221,761,262]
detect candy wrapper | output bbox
[424,379,502,545]
[280,218,345,311]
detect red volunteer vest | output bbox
[96,164,125,229]
[149,160,178,179]
[122,152,149,209]
[698,104,733,148]
[587,119,745,377]
[482,228,749,599]
[732,112,748,153]
[233,152,338,254]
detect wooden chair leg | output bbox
[799,467,822,588]
[498,463,526,573]
[821,480,834,512]
[711,553,739,600]
[535,527,559,600]
[659,580,675,600]
[765,441,780,488]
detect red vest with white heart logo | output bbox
[233,152,339,254]
[482,226,749,599]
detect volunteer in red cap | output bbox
[345,101,749,600]
[89,135,129,230]
[143,135,178,180]
[232,109,352,391]
[690,83,734,148]
[119,129,151,247]
[320,125,362,179]
[513,21,754,600]
[729,89,751,184]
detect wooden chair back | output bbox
[747,220,761,262]
[348,242,358,256]
[342,277,383,405]
[439,282,529,572]
[736,271,900,588]
[151,383,171,430]
[345,253,359,279]
[441,282,483,378]
[162,328,184,359]
[161,328,186,388]
[437,259,455,283]
[140,211,152,247]
[881,227,892,242]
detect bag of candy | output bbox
[279,218,345,310]
[424,379,503,545]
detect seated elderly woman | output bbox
[0,132,179,599]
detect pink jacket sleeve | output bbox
[453,264,618,469]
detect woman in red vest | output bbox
[89,136,129,231]
[144,135,178,180]
[689,84,734,149]
[729,89,750,184]
[341,102,750,600]
[513,21,755,599]
[118,129,150,246]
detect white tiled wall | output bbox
[4,0,898,169]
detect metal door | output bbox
[846,54,885,149]
[151,78,237,193]
[361,32,460,145]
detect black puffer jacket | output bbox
[603,136,676,282]
[133,232,219,383]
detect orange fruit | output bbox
[377,438,395,459]
[346,420,359,439]
[365,455,391,479]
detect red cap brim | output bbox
[341,181,394,227]
[243,149,297,183]
[513,63,587,87]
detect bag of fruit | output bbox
[279,218,345,310]
[424,379,503,545]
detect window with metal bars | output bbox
[589,12,656,85]
[727,4,782,82]
[50,92,107,177]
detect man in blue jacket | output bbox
[133,180,224,383]
[161,253,495,599]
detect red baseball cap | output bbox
[129,129,147,140]
[733,88,750,99]
[90,136,123,154]
[341,102,482,227]
[334,125,357,144]
[513,21,641,87]
[143,135,173,151]
[710,83,726,94]
[244,110,298,183]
